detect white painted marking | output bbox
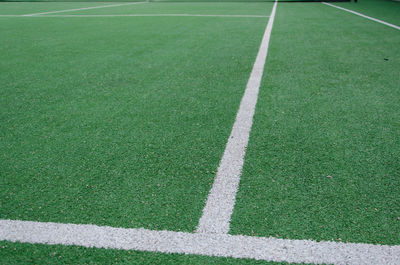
[22,2,147,17]
[323,2,400,30]
[196,0,278,235]
[1,220,399,265]
[0,14,268,18]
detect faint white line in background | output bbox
[22,2,147,17]
[1,220,399,265]
[323,2,400,30]
[0,14,268,18]
[196,0,278,235]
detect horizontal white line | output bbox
[196,0,277,235]
[22,2,147,17]
[0,14,268,18]
[323,2,400,30]
[1,220,399,265]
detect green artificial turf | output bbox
[0,241,312,265]
[0,3,272,232]
[230,2,400,245]
[0,0,143,2]
[0,2,113,15]
[334,0,400,26]
[150,0,324,2]
[57,2,271,16]
[0,2,273,16]
[1,1,399,263]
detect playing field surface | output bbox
[1,0,399,264]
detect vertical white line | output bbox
[323,2,400,30]
[196,0,278,235]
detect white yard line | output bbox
[0,14,268,18]
[22,2,147,17]
[196,0,278,235]
[323,2,400,30]
[1,219,399,265]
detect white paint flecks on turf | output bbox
[196,0,278,235]
[1,219,400,265]
[22,2,147,17]
[323,2,400,30]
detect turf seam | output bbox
[323,2,400,30]
[195,0,278,235]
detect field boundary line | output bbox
[44,14,268,18]
[22,2,147,17]
[0,14,268,18]
[196,0,278,235]
[1,219,400,265]
[323,2,400,30]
